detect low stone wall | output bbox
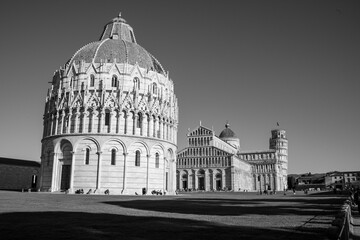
[328,198,353,240]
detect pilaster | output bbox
[122,153,128,194]
[96,151,103,191]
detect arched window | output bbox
[153,83,157,94]
[135,150,140,166]
[85,148,90,165]
[136,112,142,128]
[111,75,118,87]
[155,153,160,168]
[111,149,116,165]
[134,77,140,90]
[90,74,95,87]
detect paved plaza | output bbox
[0,190,349,239]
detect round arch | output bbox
[73,137,100,153]
[101,138,127,153]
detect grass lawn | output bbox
[0,190,346,240]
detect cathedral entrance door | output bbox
[216,180,222,190]
[60,165,71,190]
[198,177,205,190]
[182,180,187,190]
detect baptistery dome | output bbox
[68,14,165,74]
[40,13,178,195]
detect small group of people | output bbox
[151,190,165,195]
[73,188,110,195]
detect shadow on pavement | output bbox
[103,196,344,216]
[0,211,333,240]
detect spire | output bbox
[225,120,230,128]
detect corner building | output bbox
[40,14,178,195]
[176,123,288,192]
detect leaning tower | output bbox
[269,128,288,190]
[40,13,178,195]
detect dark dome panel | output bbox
[71,42,102,64]
[94,39,127,63]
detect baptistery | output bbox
[40,14,178,195]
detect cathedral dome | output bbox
[68,14,165,75]
[219,123,237,139]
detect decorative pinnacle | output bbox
[118,12,122,18]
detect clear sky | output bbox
[0,0,359,174]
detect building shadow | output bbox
[0,211,334,240]
[103,196,343,216]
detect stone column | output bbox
[194,171,198,190]
[74,111,79,133]
[222,170,226,190]
[60,113,65,134]
[90,111,94,133]
[109,111,114,133]
[146,154,151,192]
[153,117,157,137]
[148,115,153,137]
[51,153,58,192]
[158,119,162,139]
[204,170,209,191]
[170,158,177,194]
[82,111,87,133]
[162,121,165,139]
[163,157,167,191]
[231,166,235,191]
[124,112,128,134]
[66,112,72,134]
[99,110,105,133]
[96,151,102,191]
[69,151,76,193]
[144,114,149,137]
[122,153,128,194]
[133,111,137,135]
[116,111,122,134]
[177,171,181,190]
[188,172,192,190]
[212,171,215,190]
[54,111,59,135]
[48,114,53,136]
[274,174,278,191]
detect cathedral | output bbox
[176,123,288,192]
[40,14,178,195]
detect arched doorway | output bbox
[182,174,188,190]
[215,173,222,190]
[58,140,73,191]
[198,169,205,190]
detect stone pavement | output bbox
[351,206,360,240]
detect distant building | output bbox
[288,173,326,190]
[325,171,360,189]
[176,123,288,191]
[287,171,360,190]
[0,157,40,190]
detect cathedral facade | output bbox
[40,14,178,195]
[176,123,288,192]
